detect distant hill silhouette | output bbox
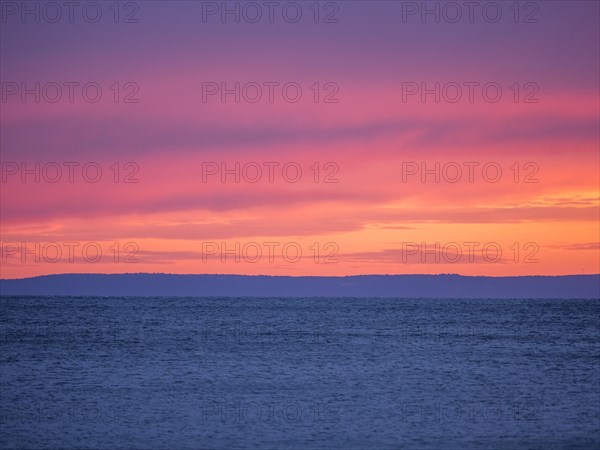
[1,273,599,298]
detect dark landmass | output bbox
[1,273,599,298]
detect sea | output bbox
[1,296,598,449]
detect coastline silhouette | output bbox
[1,273,598,299]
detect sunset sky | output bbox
[1,0,599,278]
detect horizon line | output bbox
[2,272,599,281]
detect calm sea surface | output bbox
[1,296,598,449]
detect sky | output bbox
[1,0,599,278]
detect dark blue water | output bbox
[1,296,598,449]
